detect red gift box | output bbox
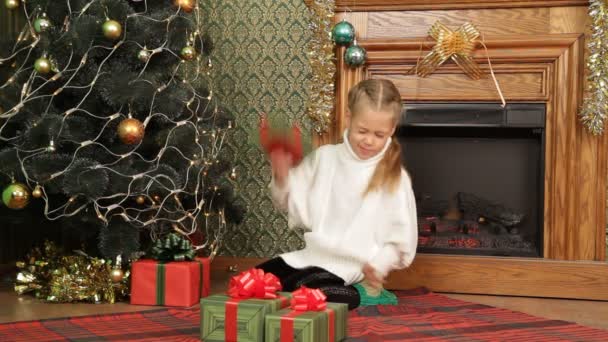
[130,257,210,307]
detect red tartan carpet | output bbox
[1,288,607,341]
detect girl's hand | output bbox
[362,263,385,290]
[270,149,293,187]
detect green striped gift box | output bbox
[264,302,348,342]
[200,292,292,342]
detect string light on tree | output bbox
[47,140,56,152]
[174,0,196,13]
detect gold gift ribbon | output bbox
[409,21,506,107]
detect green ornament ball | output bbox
[331,20,355,46]
[102,19,122,40]
[180,46,196,60]
[34,17,51,33]
[5,0,19,10]
[34,57,51,74]
[2,183,30,210]
[344,44,367,68]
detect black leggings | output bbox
[256,257,360,310]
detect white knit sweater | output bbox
[269,131,418,285]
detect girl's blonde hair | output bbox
[347,79,403,195]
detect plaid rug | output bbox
[1,288,606,341]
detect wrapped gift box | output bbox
[130,257,210,307]
[264,302,348,342]
[201,292,292,342]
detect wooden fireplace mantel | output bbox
[307,2,608,300]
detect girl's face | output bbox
[346,106,396,160]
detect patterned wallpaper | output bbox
[201,0,311,256]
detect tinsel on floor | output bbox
[14,241,130,304]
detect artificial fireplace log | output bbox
[418,198,450,217]
[457,192,524,227]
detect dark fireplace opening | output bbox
[397,103,544,257]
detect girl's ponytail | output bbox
[364,138,402,195]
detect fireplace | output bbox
[397,103,545,257]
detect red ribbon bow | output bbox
[291,286,327,311]
[227,268,282,299]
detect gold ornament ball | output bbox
[180,46,196,61]
[34,57,52,74]
[138,49,151,62]
[136,195,146,205]
[102,20,122,40]
[153,195,161,202]
[2,183,30,210]
[32,185,43,198]
[174,0,195,12]
[5,0,19,10]
[110,268,124,283]
[117,118,145,145]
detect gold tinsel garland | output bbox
[580,0,608,135]
[306,0,336,135]
[14,241,130,303]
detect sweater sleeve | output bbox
[268,149,319,230]
[367,170,418,277]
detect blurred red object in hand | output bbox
[259,114,303,164]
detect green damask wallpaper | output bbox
[202,0,311,256]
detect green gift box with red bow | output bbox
[264,287,348,342]
[130,234,210,307]
[200,269,292,342]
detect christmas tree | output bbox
[0,0,244,260]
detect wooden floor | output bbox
[1,270,608,331]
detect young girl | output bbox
[258,79,418,310]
